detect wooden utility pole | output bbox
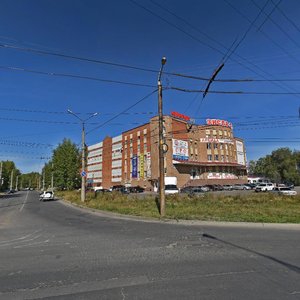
[158,57,167,217]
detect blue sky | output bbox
[0,0,300,173]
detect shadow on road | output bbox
[202,233,300,274]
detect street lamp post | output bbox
[158,57,167,217]
[67,109,99,202]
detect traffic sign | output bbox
[81,171,87,177]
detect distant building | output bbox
[87,113,247,190]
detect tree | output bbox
[20,172,41,189]
[51,139,81,190]
[0,161,20,191]
[251,147,300,185]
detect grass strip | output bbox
[56,191,300,223]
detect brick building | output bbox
[87,113,247,190]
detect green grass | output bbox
[56,191,300,223]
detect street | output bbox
[0,191,299,299]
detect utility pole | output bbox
[15,175,19,191]
[42,170,45,191]
[67,109,99,202]
[51,163,54,192]
[158,57,167,217]
[0,161,2,188]
[10,169,14,191]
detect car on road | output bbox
[255,183,275,192]
[39,191,54,201]
[272,187,297,196]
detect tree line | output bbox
[0,139,81,192]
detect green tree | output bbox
[20,172,41,189]
[251,147,300,185]
[52,139,81,190]
[0,161,20,191]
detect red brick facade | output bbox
[87,115,247,190]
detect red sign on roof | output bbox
[171,111,190,121]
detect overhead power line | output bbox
[87,89,157,135]
[169,86,300,95]
[0,65,156,88]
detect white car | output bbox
[272,187,297,196]
[255,183,274,192]
[39,191,54,201]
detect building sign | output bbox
[207,173,238,179]
[206,119,233,129]
[132,155,138,178]
[199,137,234,144]
[172,139,189,161]
[171,111,190,121]
[236,141,245,165]
[146,152,151,178]
[139,153,144,179]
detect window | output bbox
[207,155,212,161]
[221,155,225,162]
[213,143,218,149]
[214,155,219,161]
[207,143,211,149]
[220,143,223,150]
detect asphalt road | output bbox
[0,191,299,300]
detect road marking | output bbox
[20,191,29,212]
[0,275,150,299]
[0,230,40,244]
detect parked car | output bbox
[272,187,297,196]
[188,187,205,197]
[39,191,54,201]
[180,186,193,194]
[128,186,145,193]
[232,184,251,190]
[206,185,223,191]
[255,183,275,192]
[95,188,111,193]
[110,185,129,194]
[222,185,233,191]
[245,183,257,189]
[165,184,179,194]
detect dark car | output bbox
[112,185,129,194]
[188,187,205,197]
[128,186,145,193]
[206,185,223,191]
[95,188,111,193]
[180,186,193,193]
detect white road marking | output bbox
[0,234,42,247]
[0,230,41,244]
[13,239,49,249]
[19,191,29,212]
